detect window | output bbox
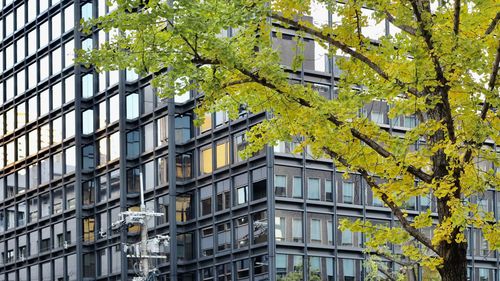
[307,178,320,200]
[200,186,212,216]
[16,103,26,128]
[199,113,212,133]
[64,40,75,69]
[404,196,417,210]
[109,132,120,160]
[310,219,321,242]
[276,254,287,277]
[65,184,75,210]
[82,74,93,99]
[200,145,212,174]
[83,181,95,205]
[82,145,95,170]
[325,179,333,201]
[28,95,38,123]
[309,256,321,277]
[404,116,416,128]
[82,38,93,52]
[83,253,95,278]
[201,227,214,257]
[28,197,38,223]
[253,255,268,275]
[126,130,140,158]
[175,115,192,143]
[109,170,120,199]
[156,115,168,146]
[126,168,140,193]
[217,222,231,252]
[82,109,94,134]
[342,182,354,204]
[126,93,139,119]
[292,176,302,198]
[236,185,248,205]
[98,175,108,203]
[341,259,356,281]
[176,153,193,179]
[51,13,61,40]
[275,175,287,196]
[176,193,193,222]
[40,123,51,149]
[52,82,62,110]
[16,5,25,31]
[202,268,213,281]
[65,146,76,174]
[216,139,229,168]
[52,117,63,144]
[252,178,267,201]
[81,3,93,20]
[327,221,333,245]
[216,263,231,281]
[372,190,384,207]
[53,189,63,214]
[40,193,50,217]
[292,218,303,242]
[216,180,230,212]
[275,217,285,241]
[215,111,229,127]
[234,216,249,248]
[109,95,119,123]
[341,229,353,246]
[233,133,246,163]
[64,5,74,32]
[235,259,250,279]
[143,123,154,152]
[65,110,75,139]
[83,218,95,242]
[97,249,108,277]
[102,100,113,128]
[252,211,268,244]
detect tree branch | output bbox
[409,0,456,143]
[223,58,434,184]
[192,58,434,184]
[453,0,460,36]
[485,12,500,36]
[480,40,500,120]
[322,147,439,255]
[385,11,417,36]
[409,0,445,84]
[378,267,398,281]
[270,13,422,98]
[369,251,418,267]
[353,2,363,44]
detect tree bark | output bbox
[439,242,468,281]
[427,89,468,281]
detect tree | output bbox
[77,1,500,280]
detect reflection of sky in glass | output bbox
[362,8,386,39]
[310,0,329,27]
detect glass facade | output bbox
[0,1,498,281]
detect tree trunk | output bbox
[439,242,468,281]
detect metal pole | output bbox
[139,172,149,277]
[167,97,178,281]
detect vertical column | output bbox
[266,140,276,281]
[119,69,128,280]
[168,97,178,281]
[73,1,83,280]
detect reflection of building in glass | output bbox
[0,1,498,281]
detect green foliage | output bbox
[78,0,500,279]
